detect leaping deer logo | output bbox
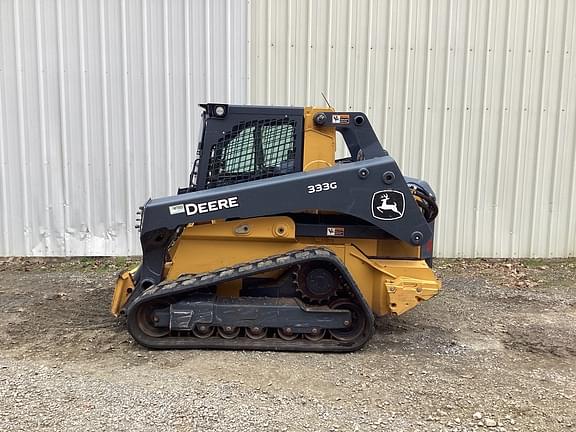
[376,193,402,217]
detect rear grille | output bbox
[206,118,297,188]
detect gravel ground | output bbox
[0,257,575,431]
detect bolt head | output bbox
[358,168,370,179]
[382,171,395,184]
[314,113,327,125]
[410,231,423,245]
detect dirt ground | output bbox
[0,257,575,431]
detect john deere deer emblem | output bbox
[371,190,405,221]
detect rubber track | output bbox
[126,248,375,352]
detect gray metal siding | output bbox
[249,0,576,257]
[0,0,247,255]
[1,0,575,258]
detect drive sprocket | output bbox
[296,263,340,304]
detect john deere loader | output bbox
[111,104,440,352]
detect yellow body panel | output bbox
[111,268,136,315]
[112,216,440,316]
[302,107,336,171]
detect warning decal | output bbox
[327,227,345,237]
[331,114,350,125]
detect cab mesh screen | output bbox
[206,118,297,188]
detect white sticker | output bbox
[327,227,345,237]
[169,204,185,215]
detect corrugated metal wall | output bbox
[0,0,247,256]
[1,0,575,257]
[249,0,576,258]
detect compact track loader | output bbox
[112,104,440,352]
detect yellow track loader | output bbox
[112,104,440,352]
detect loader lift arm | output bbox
[135,157,433,292]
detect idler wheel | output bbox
[135,301,170,338]
[277,327,298,341]
[328,300,366,342]
[245,326,267,340]
[304,328,326,341]
[217,326,241,339]
[192,324,215,339]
